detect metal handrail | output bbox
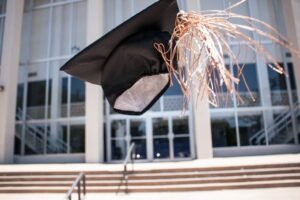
[66,172,86,200]
[119,142,135,194]
[250,101,300,144]
[123,142,136,176]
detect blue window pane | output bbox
[131,139,146,160]
[111,140,127,160]
[174,137,190,158]
[71,77,85,103]
[211,117,237,147]
[153,138,169,159]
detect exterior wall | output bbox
[0,0,24,164]
[0,0,299,164]
[283,0,300,103]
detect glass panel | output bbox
[0,0,6,15]
[70,77,85,117]
[16,84,24,121]
[153,138,169,159]
[164,76,182,96]
[210,66,234,108]
[33,0,50,7]
[227,0,252,39]
[153,118,168,136]
[61,77,68,117]
[268,112,295,145]
[111,139,127,160]
[47,124,68,154]
[73,1,87,53]
[268,64,289,106]
[200,0,224,10]
[174,137,190,158]
[111,120,126,138]
[288,63,298,104]
[70,125,85,153]
[31,8,50,60]
[0,17,5,64]
[173,117,189,135]
[14,124,22,155]
[51,3,71,57]
[234,64,260,107]
[24,123,46,155]
[238,114,265,146]
[27,81,47,119]
[130,120,146,137]
[211,116,237,147]
[131,139,146,160]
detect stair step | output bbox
[1,167,299,182]
[0,174,299,187]
[0,180,299,193]
[1,163,300,176]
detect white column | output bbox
[0,0,25,164]
[282,0,300,104]
[85,0,105,163]
[185,0,213,159]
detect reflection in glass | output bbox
[288,63,298,104]
[131,139,146,159]
[24,124,45,155]
[268,64,289,106]
[153,138,169,159]
[70,125,85,153]
[14,124,22,155]
[268,112,295,145]
[234,64,260,107]
[153,118,168,136]
[238,114,264,146]
[111,120,126,138]
[210,66,234,108]
[16,84,24,120]
[27,81,46,119]
[174,137,190,158]
[211,117,237,147]
[112,140,127,160]
[173,117,189,135]
[61,77,68,117]
[71,77,85,117]
[130,120,146,137]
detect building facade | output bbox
[0,0,299,164]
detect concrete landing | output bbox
[0,187,299,200]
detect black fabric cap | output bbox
[60,0,179,115]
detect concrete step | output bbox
[0,174,299,187]
[1,167,299,182]
[1,162,300,176]
[0,180,300,193]
[0,159,300,194]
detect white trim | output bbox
[214,145,300,157]
[14,154,85,164]
[25,0,84,11]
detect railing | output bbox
[250,101,300,145]
[118,142,135,194]
[16,107,68,153]
[123,142,136,175]
[66,172,86,200]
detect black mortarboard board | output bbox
[60,0,179,115]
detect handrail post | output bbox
[78,181,81,200]
[121,142,136,194]
[83,174,86,196]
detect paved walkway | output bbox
[0,187,299,200]
[0,154,300,172]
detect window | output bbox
[15,0,87,156]
[0,0,6,65]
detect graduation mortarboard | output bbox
[60,0,179,115]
